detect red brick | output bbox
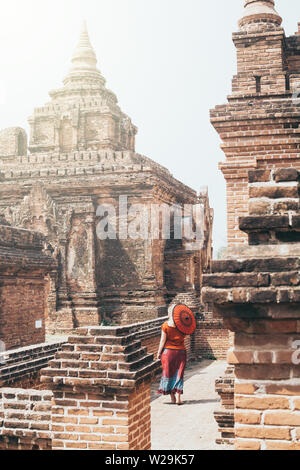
[235,412,261,425]
[264,412,300,426]
[236,396,290,410]
[235,427,291,440]
[235,439,261,451]
[266,441,300,451]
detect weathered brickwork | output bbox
[0,314,207,450]
[194,315,232,361]
[0,342,65,389]
[0,23,213,331]
[214,366,235,445]
[131,317,167,360]
[211,0,300,247]
[0,389,53,450]
[40,324,160,450]
[206,1,300,450]
[0,225,57,350]
[203,165,300,450]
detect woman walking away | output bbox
[157,303,196,405]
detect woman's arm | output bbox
[157,330,167,360]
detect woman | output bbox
[157,304,187,405]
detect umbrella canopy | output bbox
[172,304,196,335]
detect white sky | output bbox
[0,0,299,254]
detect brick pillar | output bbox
[210,2,300,248]
[40,325,160,450]
[203,168,300,450]
[204,260,300,450]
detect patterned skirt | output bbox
[157,348,187,395]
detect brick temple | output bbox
[0,22,213,336]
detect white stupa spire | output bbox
[63,20,105,87]
[71,20,97,71]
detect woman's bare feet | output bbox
[177,394,183,405]
[170,392,176,404]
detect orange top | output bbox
[162,321,186,350]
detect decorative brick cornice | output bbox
[40,325,160,394]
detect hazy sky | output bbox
[0,0,299,254]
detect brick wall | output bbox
[0,341,65,389]
[126,382,151,450]
[194,317,232,360]
[0,323,161,451]
[0,388,52,450]
[0,282,47,350]
[40,324,160,450]
[0,225,57,350]
[0,313,216,451]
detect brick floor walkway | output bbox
[151,359,233,450]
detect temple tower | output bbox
[28,21,137,154]
[0,22,213,332]
[211,0,300,248]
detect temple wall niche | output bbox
[34,119,54,146]
[0,127,27,157]
[67,220,88,287]
[67,214,95,293]
[60,119,73,152]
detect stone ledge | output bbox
[211,257,300,274]
[239,215,290,231]
[203,286,300,307]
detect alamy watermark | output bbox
[0,340,6,365]
[292,340,300,365]
[292,87,300,106]
[95,196,205,250]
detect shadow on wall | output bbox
[95,238,144,323]
[163,237,185,301]
[96,238,140,288]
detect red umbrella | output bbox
[172,304,196,335]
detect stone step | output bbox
[118,353,154,371]
[0,355,55,382]
[0,342,64,367]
